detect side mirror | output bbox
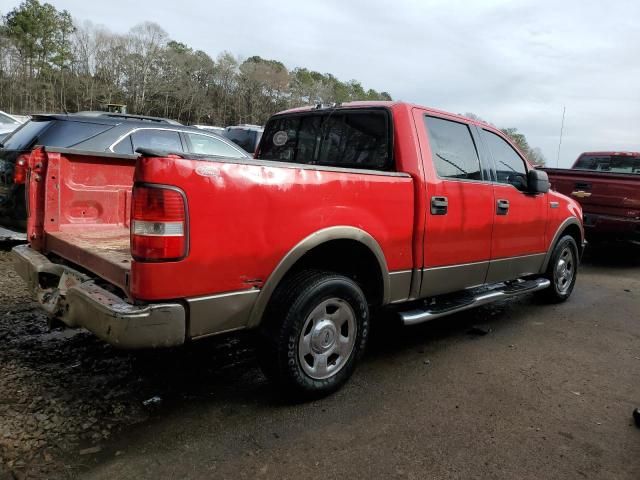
[528,169,550,193]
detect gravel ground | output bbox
[1,242,639,479]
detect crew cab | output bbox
[543,152,640,242]
[12,102,583,397]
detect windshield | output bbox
[574,154,640,174]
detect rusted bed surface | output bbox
[45,226,131,292]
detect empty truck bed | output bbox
[45,226,131,293]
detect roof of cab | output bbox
[273,101,495,129]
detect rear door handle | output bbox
[496,199,509,215]
[430,196,448,215]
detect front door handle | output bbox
[496,199,509,215]
[431,196,448,215]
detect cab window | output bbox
[185,132,246,158]
[424,116,482,181]
[482,130,528,190]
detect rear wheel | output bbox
[258,271,369,399]
[539,235,579,303]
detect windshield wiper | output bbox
[436,153,468,174]
[499,160,517,173]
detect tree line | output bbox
[0,0,392,127]
[0,0,545,165]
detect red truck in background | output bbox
[12,102,584,397]
[543,152,640,243]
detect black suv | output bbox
[0,113,250,230]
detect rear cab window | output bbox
[257,109,393,171]
[574,154,640,174]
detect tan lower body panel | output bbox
[187,289,259,339]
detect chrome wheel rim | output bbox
[298,298,357,380]
[555,246,575,294]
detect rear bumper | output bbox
[12,244,186,349]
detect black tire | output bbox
[538,235,579,303]
[258,270,369,399]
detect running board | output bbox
[399,278,551,326]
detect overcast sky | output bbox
[12,0,640,166]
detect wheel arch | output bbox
[541,217,583,271]
[248,226,390,328]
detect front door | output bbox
[417,113,495,297]
[479,129,548,282]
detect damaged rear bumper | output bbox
[11,244,185,349]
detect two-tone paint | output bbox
[16,101,583,347]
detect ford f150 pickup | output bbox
[12,102,584,397]
[543,152,640,242]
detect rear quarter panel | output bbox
[131,157,415,300]
[545,168,640,218]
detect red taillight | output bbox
[13,154,28,184]
[131,185,187,261]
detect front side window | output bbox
[482,130,528,189]
[185,133,246,158]
[258,110,391,170]
[424,116,482,180]
[130,129,183,153]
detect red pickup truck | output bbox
[543,152,640,242]
[12,102,584,397]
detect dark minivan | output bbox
[0,113,250,230]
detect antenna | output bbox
[556,106,566,167]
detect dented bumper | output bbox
[11,244,186,349]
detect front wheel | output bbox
[538,235,579,303]
[258,271,369,399]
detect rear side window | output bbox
[130,130,183,153]
[38,120,113,148]
[258,110,391,170]
[185,132,246,158]
[1,120,52,150]
[424,116,481,180]
[574,155,640,174]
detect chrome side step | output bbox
[399,278,551,326]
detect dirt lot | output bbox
[1,243,639,479]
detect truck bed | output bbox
[46,226,131,293]
[542,167,640,239]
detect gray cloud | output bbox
[44,0,640,166]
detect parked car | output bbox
[12,101,583,398]
[0,112,250,230]
[543,151,640,242]
[0,110,26,142]
[223,124,263,154]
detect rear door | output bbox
[417,112,495,297]
[478,128,547,282]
